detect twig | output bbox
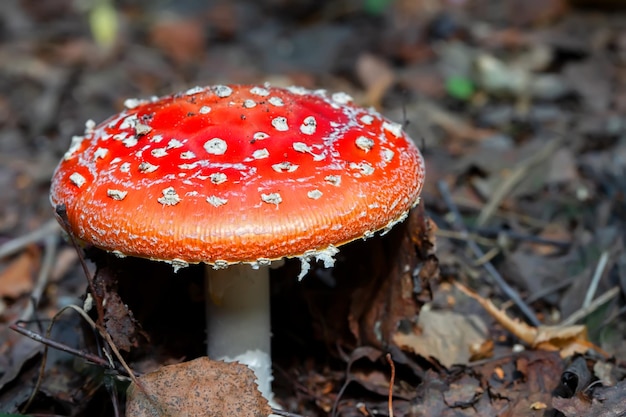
[9,322,132,376]
[476,135,564,227]
[583,251,609,309]
[0,218,60,258]
[468,227,571,248]
[19,234,57,322]
[270,409,306,417]
[438,180,541,326]
[561,286,621,326]
[386,353,395,417]
[55,204,106,327]
[524,275,577,304]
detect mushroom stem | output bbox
[205,264,274,404]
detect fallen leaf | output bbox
[149,14,206,66]
[455,282,606,358]
[552,380,626,417]
[355,53,395,109]
[0,245,40,299]
[393,307,488,368]
[126,357,271,417]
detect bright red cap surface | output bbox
[50,84,425,266]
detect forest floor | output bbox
[0,1,625,416]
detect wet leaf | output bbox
[126,357,271,417]
[0,246,40,299]
[393,308,488,368]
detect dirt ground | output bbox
[1,0,626,416]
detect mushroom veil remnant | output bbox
[50,84,426,404]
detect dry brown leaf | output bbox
[126,357,271,417]
[149,15,205,66]
[393,308,488,368]
[552,380,626,417]
[355,53,395,109]
[0,245,40,298]
[455,282,603,358]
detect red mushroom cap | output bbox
[50,84,425,267]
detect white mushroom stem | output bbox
[205,264,275,405]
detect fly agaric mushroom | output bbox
[50,84,425,404]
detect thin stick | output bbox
[0,218,60,259]
[270,409,306,417]
[438,180,541,326]
[19,234,57,322]
[583,251,609,308]
[386,353,395,417]
[476,135,564,227]
[9,322,128,373]
[55,204,106,327]
[561,286,621,326]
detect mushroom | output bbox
[49,84,425,404]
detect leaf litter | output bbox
[0,0,625,416]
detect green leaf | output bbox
[364,0,394,15]
[446,76,475,101]
[89,0,119,50]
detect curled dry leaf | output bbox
[0,245,40,299]
[126,357,271,417]
[455,282,606,358]
[393,308,489,368]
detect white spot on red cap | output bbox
[350,162,374,176]
[186,86,204,95]
[360,114,374,125]
[300,116,317,135]
[204,138,227,155]
[271,117,288,132]
[293,142,325,161]
[135,123,152,136]
[180,151,196,159]
[120,162,131,173]
[268,97,284,107]
[119,114,138,130]
[382,121,403,137]
[63,136,85,160]
[253,149,269,159]
[139,162,158,173]
[272,162,299,173]
[151,148,168,158]
[355,136,375,152]
[199,106,211,114]
[324,175,341,186]
[179,163,198,170]
[307,189,322,200]
[69,172,86,187]
[250,86,270,96]
[157,187,181,206]
[107,189,128,200]
[210,172,227,184]
[206,195,228,207]
[293,142,312,153]
[84,119,96,135]
[167,139,184,149]
[93,147,108,160]
[213,85,232,97]
[261,192,282,206]
[243,99,257,108]
[253,132,269,141]
[381,148,395,163]
[123,98,144,109]
[123,137,138,148]
[331,92,353,105]
[287,86,309,95]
